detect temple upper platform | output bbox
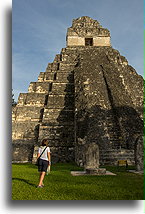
[66,16,111,47]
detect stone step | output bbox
[46,61,76,72]
[59,62,76,71]
[102,148,134,152]
[46,146,75,163]
[28,82,50,93]
[39,124,74,130]
[53,54,62,63]
[38,71,74,83]
[100,153,135,158]
[47,62,60,71]
[17,93,48,106]
[28,81,74,95]
[61,47,78,54]
[12,106,44,122]
[100,159,135,166]
[53,72,74,83]
[38,72,54,82]
[42,108,74,123]
[47,94,74,109]
[99,149,135,165]
[12,121,39,140]
[50,82,75,94]
[61,53,78,63]
[38,136,75,147]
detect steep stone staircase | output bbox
[33,48,79,162]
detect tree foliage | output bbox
[12,90,16,106]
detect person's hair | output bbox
[41,139,48,146]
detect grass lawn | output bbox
[12,162,144,200]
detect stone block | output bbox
[47,62,59,70]
[93,37,111,46]
[13,106,44,121]
[12,142,34,162]
[28,82,50,93]
[42,109,74,124]
[17,93,47,106]
[59,62,76,71]
[17,93,27,106]
[12,122,39,140]
[47,94,74,109]
[53,72,74,83]
[67,36,85,46]
[84,143,99,169]
[38,72,45,82]
[44,72,55,81]
[39,124,75,145]
[53,54,62,63]
[49,146,75,163]
[85,168,106,175]
[50,83,75,94]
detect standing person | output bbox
[37,139,51,188]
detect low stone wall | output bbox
[99,149,135,166]
[12,142,34,163]
[32,145,75,164]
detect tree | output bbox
[12,90,16,106]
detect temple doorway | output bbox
[85,38,93,46]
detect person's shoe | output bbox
[37,185,43,188]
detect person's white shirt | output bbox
[38,146,50,161]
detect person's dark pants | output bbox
[38,159,49,172]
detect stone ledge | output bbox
[86,168,106,175]
[128,170,144,175]
[71,169,116,176]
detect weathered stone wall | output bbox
[74,47,143,166]
[134,136,144,171]
[67,36,110,47]
[67,36,85,46]
[93,37,110,46]
[12,142,34,163]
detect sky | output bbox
[12,0,144,102]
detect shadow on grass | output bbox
[12,178,37,188]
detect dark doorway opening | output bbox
[54,72,57,80]
[85,38,93,46]
[49,82,52,92]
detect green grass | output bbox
[12,162,143,200]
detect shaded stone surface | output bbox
[74,47,143,166]
[134,135,144,171]
[12,17,143,167]
[86,168,106,175]
[84,143,99,169]
[71,170,116,176]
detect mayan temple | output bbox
[12,16,143,167]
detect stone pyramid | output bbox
[12,16,143,166]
